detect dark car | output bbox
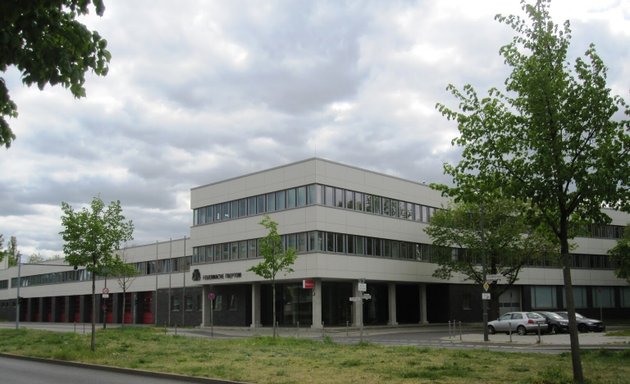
[535,311,569,334]
[556,311,605,332]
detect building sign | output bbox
[302,279,315,289]
[202,272,242,281]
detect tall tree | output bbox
[60,197,134,351]
[0,235,20,267]
[434,1,629,382]
[609,225,630,283]
[425,199,556,322]
[247,215,297,338]
[109,248,137,327]
[0,0,110,148]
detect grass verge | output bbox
[1,327,629,384]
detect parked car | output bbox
[535,311,569,334]
[555,311,606,332]
[487,312,547,335]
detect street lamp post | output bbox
[15,254,21,329]
[480,204,489,342]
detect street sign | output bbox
[302,279,315,289]
[349,297,363,302]
[362,294,372,300]
[483,282,490,292]
[208,292,216,301]
[482,293,491,300]
[102,287,109,294]
[358,282,367,292]
[102,294,109,299]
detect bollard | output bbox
[296,321,300,338]
[73,322,76,333]
[346,321,349,337]
[508,322,512,343]
[537,323,541,344]
[459,321,463,341]
[448,320,452,339]
[322,321,325,339]
[174,324,178,336]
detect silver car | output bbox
[487,311,547,335]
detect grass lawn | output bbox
[1,327,629,384]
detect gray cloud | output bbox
[1,0,628,258]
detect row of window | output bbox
[192,183,438,226]
[531,286,630,309]
[192,231,442,264]
[0,280,7,290]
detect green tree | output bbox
[425,199,556,323]
[247,215,297,338]
[434,1,629,382]
[0,0,110,148]
[109,248,137,327]
[60,196,134,351]
[609,225,630,283]
[0,235,20,267]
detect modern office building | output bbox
[1,158,628,327]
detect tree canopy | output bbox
[434,1,629,382]
[609,225,630,283]
[425,199,556,318]
[60,196,133,350]
[248,215,297,337]
[0,0,110,148]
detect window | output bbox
[347,235,355,254]
[238,199,247,217]
[373,196,382,214]
[214,295,222,311]
[221,202,230,220]
[171,297,181,311]
[185,296,194,311]
[308,231,323,251]
[382,198,391,216]
[307,184,321,205]
[239,241,247,259]
[248,196,257,215]
[266,193,276,212]
[324,186,334,206]
[531,286,557,309]
[297,186,307,207]
[247,239,257,258]
[355,236,365,255]
[593,287,615,308]
[365,195,373,213]
[257,195,266,214]
[462,292,472,310]
[563,287,587,308]
[335,188,344,208]
[297,233,307,253]
[335,233,344,253]
[276,190,286,210]
[222,244,229,261]
[354,192,363,211]
[621,287,630,308]
[229,294,238,311]
[230,200,239,219]
[345,190,354,209]
[286,188,296,208]
[326,232,335,252]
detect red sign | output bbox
[208,292,216,301]
[302,279,315,289]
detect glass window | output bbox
[345,190,354,209]
[391,241,399,258]
[221,244,229,261]
[238,199,247,217]
[335,188,344,208]
[390,199,398,217]
[322,186,332,206]
[593,287,615,308]
[346,235,355,254]
[307,184,321,205]
[308,231,323,251]
[382,240,391,257]
[297,186,307,207]
[248,197,257,215]
[276,190,286,210]
[326,232,335,252]
[206,206,213,224]
[221,202,229,220]
[247,239,257,258]
[382,198,391,216]
[373,196,382,215]
[171,297,181,311]
[257,195,266,214]
[366,237,374,256]
[365,195,373,213]
[531,286,557,309]
[414,204,421,222]
[354,192,364,211]
[335,233,344,253]
[297,233,307,253]
[214,295,222,311]
[239,241,247,259]
[287,234,297,251]
[230,242,238,260]
[185,296,194,311]
[229,294,238,311]
[286,188,296,208]
[229,201,238,218]
[266,193,276,212]
[214,204,221,221]
[355,236,365,255]
[562,286,587,308]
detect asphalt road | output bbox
[0,355,234,384]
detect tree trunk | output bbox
[272,280,277,338]
[121,287,126,328]
[560,217,584,384]
[91,270,96,351]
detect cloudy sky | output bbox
[1,0,629,258]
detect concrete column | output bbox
[50,297,57,322]
[352,281,363,327]
[37,298,44,322]
[419,284,428,324]
[131,292,137,324]
[311,279,322,328]
[112,293,119,323]
[79,295,86,323]
[201,285,208,326]
[64,297,71,323]
[388,283,398,326]
[250,283,261,328]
